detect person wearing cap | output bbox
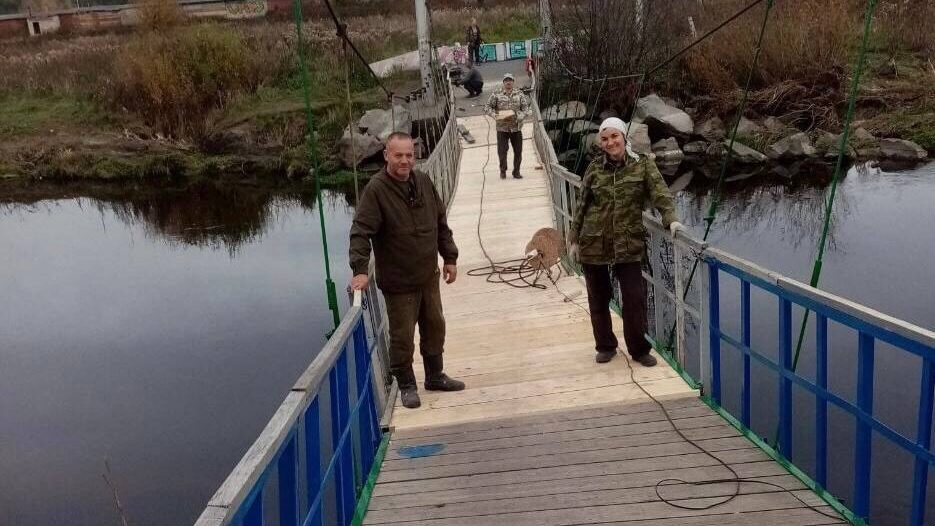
[484,73,530,179]
[568,117,685,366]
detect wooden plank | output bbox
[368,460,788,510]
[365,475,809,523]
[371,448,769,497]
[384,416,731,460]
[572,507,845,526]
[391,399,715,444]
[375,441,758,483]
[363,491,839,525]
[382,427,746,471]
[392,381,694,430]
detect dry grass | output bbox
[0,2,537,140]
[136,0,185,32]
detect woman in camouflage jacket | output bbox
[569,117,685,365]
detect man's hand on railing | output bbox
[669,221,686,237]
[351,274,369,291]
[443,264,458,284]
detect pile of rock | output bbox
[542,94,929,176]
[337,105,413,168]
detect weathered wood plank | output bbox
[384,416,731,460]
[368,460,788,510]
[391,399,713,444]
[366,475,810,523]
[375,441,759,484]
[382,430,749,472]
[365,490,840,525]
[371,446,767,496]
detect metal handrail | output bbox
[194,67,464,526]
[531,87,935,524]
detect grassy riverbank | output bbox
[0,0,538,182]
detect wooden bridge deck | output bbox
[363,115,845,525]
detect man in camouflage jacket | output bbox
[485,73,530,179]
[569,117,684,366]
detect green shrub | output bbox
[113,24,260,138]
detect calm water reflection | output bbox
[0,185,355,526]
[1,160,932,525]
[676,161,935,525]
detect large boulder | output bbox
[557,149,580,165]
[736,116,763,137]
[634,94,694,137]
[566,119,600,135]
[707,140,768,164]
[357,105,412,141]
[850,127,880,158]
[542,101,587,121]
[668,171,694,192]
[694,117,726,142]
[814,130,856,159]
[337,130,383,168]
[879,138,928,161]
[683,141,708,156]
[623,121,652,155]
[763,116,792,134]
[598,109,620,121]
[766,132,818,160]
[652,137,684,164]
[582,133,600,155]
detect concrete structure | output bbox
[0,0,274,39]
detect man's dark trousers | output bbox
[384,273,445,386]
[469,44,480,63]
[581,262,651,359]
[496,130,522,176]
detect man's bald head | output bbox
[384,132,415,180]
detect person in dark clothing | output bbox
[460,65,484,97]
[349,132,465,409]
[465,17,482,65]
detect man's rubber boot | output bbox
[500,170,507,179]
[423,355,466,391]
[394,368,421,409]
[635,353,658,367]
[512,172,523,179]
[596,350,616,363]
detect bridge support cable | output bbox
[292,0,340,330]
[769,0,881,454]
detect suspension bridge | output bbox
[194,1,935,525]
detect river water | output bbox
[0,161,932,525]
[0,185,355,526]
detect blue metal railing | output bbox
[531,87,935,525]
[194,285,391,526]
[704,248,935,525]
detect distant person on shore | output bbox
[466,17,483,64]
[349,132,465,409]
[568,117,684,366]
[485,73,530,179]
[460,65,484,98]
